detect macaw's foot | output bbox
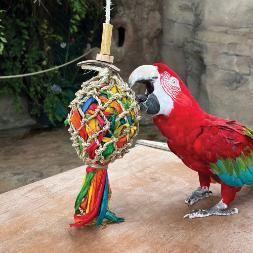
[185,186,212,206]
[184,200,239,219]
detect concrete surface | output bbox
[0,128,83,194]
[111,0,162,80]
[0,126,164,194]
[1,145,253,253]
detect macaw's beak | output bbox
[128,65,160,115]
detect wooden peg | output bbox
[96,23,114,63]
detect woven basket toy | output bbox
[67,62,139,168]
[66,0,140,227]
[66,62,139,227]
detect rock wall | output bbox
[0,96,35,130]
[162,0,253,127]
[111,0,162,80]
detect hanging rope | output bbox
[105,0,112,24]
[0,50,92,80]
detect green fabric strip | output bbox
[74,170,96,212]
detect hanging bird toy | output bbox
[66,0,140,227]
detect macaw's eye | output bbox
[168,77,179,88]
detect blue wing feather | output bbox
[212,157,253,187]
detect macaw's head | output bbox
[128,63,190,116]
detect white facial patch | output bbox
[152,77,174,116]
[128,65,179,117]
[160,71,181,100]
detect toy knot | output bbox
[86,166,108,173]
[86,166,96,173]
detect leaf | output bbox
[0,43,4,55]
[0,37,6,43]
[64,89,75,101]
[64,119,69,126]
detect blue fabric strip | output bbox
[81,97,96,113]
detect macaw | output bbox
[128,63,253,218]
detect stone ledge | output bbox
[1,145,253,253]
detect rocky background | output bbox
[113,0,253,127]
[161,0,253,127]
[111,0,162,80]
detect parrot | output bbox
[128,63,253,218]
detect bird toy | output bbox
[66,0,140,227]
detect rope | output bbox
[0,50,92,80]
[105,0,112,24]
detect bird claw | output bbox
[185,187,212,206]
[184,207,239,219]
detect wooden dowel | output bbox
[96,23,114,63]
[101,23,113,55]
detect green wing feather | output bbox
[210,126,253,187]
[210,150,253,187]
[244,127,253,139]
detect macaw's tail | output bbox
[69,166,124,227]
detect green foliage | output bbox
[69,0,88,34]
[0,0,104,124]
[0,10,6,55]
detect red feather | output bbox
[153,63,253,203]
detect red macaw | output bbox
[128,63,253,218]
